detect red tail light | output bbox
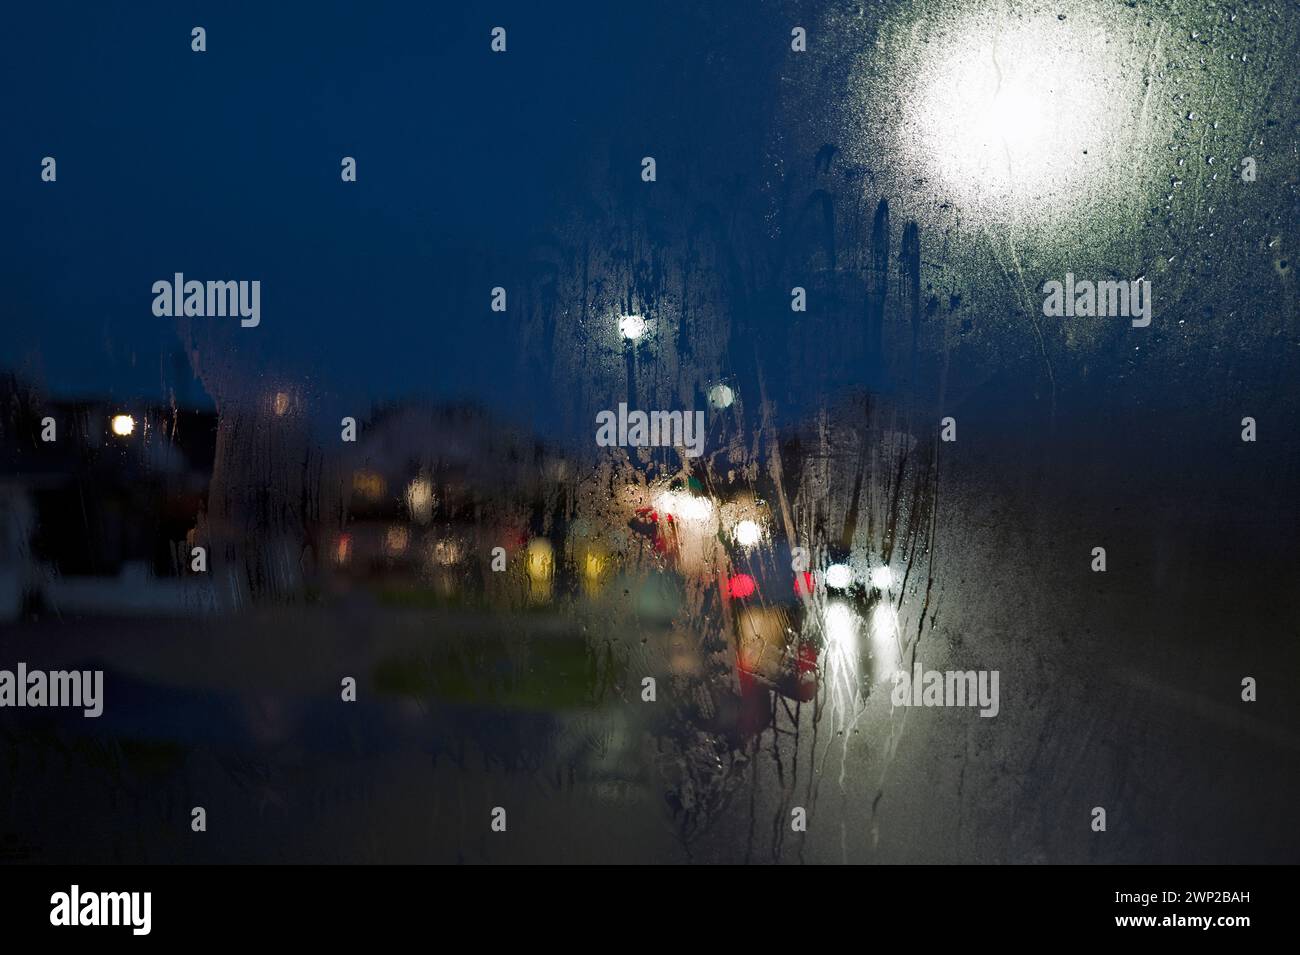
[726,573,756,599]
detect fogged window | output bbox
[1,0,1296,864]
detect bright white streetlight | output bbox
[881,10,1149,223]
[618,314,647,340]
[110,414,135,437]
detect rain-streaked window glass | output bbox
[0,0,1296,869]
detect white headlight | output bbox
[825,563,854,589]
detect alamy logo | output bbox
[0,663,103,717]
[50,885,151,935]
[152,273,260,327]
[595,403,705,458]
[1042,273,1151,327]
[891,662,999,717]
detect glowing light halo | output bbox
[913,21,1117,211]
[824,563,854,589]
[822,601,862,714]
[655,490,713,523]
[870,603,902,672]
[856,5,1152,226]
[733,519,762,548]
[618,314,647,340]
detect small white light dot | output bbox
[656,491,713,523]
[618,314,647,340]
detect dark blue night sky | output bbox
[4,0,1295,447]
[2,1,796,444]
